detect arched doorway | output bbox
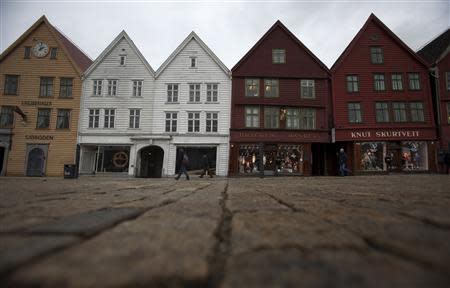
[26,147,46,176]
[139,146,164,178]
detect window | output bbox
[410,102,424,122]
[40,77,53,97]
[393,102,407,122]
[446,72,450,91]
[370,47,383,64]
[447,103,450,124]
[24,46,31,59]
[245,79,259,97]
[286,108,299,129]
[129,109,140,128]
[50,48,57,59]
[348,103,362,123]
[36,108,51,129]
[272,49,285,64]
[391,74,403,91]
[88,109,100,128]
[189,84,201,102]
[264,107,279,129]
[93,80,103,96]
[375,102,389,122]
[165,112,177,132]
[264,79,279,98]
[346,75,359,93]
[299,108,316,129]
[0,106,14,128]
[206,112,218,133]
[300,80,315,99]
[4,75,19,95]
[167,84,179,102]
[245,106,259,128]
[107,80,118,96]
[132,80,143,97]
[206,84,218,102]
[120,55,126,66]
[373,74,386,91]
[104,109,115,128]
[188,112,200,132]
[59,78,73,98]
[408,73,420,90]
[56,109,71,129]
[190,57,197,68]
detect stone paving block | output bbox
[27,207,146,236]
[0,235,79,277]
[222,248,449,288]
[231,211,366,255]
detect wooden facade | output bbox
[332,14,437,174]
[229,21,332,176]
[0,16,91,176]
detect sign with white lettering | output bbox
[350,130,420,139]
[334,128,436,142]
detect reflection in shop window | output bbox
[96,146,130,173]
[276,145,304,174]
[238,145,261,174]
[359,142,385,171]
[401,142,427,171]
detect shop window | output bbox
[346,75,359,93]
[391,74,403,91]
[264,107,279,129]
[245,79,259,97]
[401,142,428,171]
[393,102,407,122]
[264,79,279,98]
[238,144,261,174]
[245,106,259,128]
[375,102,389,122]
[408,73,420,90]
[358,142,385,171]
[189,84,201,102]
[373,74,385,91]
[410,102,424,122]
[276,145,304,175]
[96,146,130,173]
[370,47,383,64]
[300,80,315,99]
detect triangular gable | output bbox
[232,20,330,74]
[155,31,230,78]
[331,13,430,72]
[417,27,450,65]
[84,30,155,78]
[0,15,92,76]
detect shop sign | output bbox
[351,130,420,139]
[237,131,320,140]
[25,135,54,140]
[21,100,52,106]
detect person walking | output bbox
[175,149,190,180]
[338,148,351,176]
[199,154,213,178]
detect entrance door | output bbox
[387,142,402,172]
[26,145,48,176]
[0,147,5,175]
[263,144,277,175]
[140,146,164,178]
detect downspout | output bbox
[430,66,441,146]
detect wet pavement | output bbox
[0,174,449,287]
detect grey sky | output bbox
[1,0,449,69]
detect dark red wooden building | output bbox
[229,21,332,176]
[418,28,450,173]
[331,14,437,174]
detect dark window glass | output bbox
[348,103,362,123]
[375,102,389,122]
[4,75,19,95]
[59,78,73,98]
[36,108,51,129]
[56,109,70,129]
[24,46,31,59]
[370,47,383,64]
[0,106,14,128]
[346,75,359,92]
[40,77,53,97]
[50,48,57,59]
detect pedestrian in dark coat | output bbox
[199,154,213,178]
[338,148,351,176]
[175,149,190,180]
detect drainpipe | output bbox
[430,66,441,147]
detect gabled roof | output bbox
[232,20,330,74]
[417,28,450,65]
[84,30,155,78]
[331,13,430,72]
[155,31,230,78]
[0,15,92,76]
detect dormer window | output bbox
[190,57,197,68]
[272,49,285,64]
[120,55,126,66]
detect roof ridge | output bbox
[51,24,92,61]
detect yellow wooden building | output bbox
[0,16,92,176]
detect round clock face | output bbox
[32,41,49,58]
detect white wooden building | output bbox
[78,31,160,177]
[154,32,231,176]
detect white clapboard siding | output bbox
[154,32,231,176]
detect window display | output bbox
[401,142,428,171]
[96,146,130,173]
[359,142,385,171]
[276,145,304,174]
[239,145,261,174]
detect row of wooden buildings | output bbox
[0,14,449,177]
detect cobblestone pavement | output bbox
[0,174,449,287]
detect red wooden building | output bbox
[331,14,437,174]
[229,21,332,176]
[418,28,450,173]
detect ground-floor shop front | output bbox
[229,130,331,176]
[78,134,229,177]
[334,128,438,174]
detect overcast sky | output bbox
[1,0,449,69]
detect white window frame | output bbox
[206,112,218,133]
[286,108,300,129]
[132,80,143,97]
[410,102,424,122]
[107,80,118,96]
[299,108,315,130]
[206,83,218,102]
[88,109,100,128]
[129,109,140,129]
[190,57,197,68]
[408,73,421,90]
[93,80,103,96]
[120,55,126,66]
[165,112,177,132]
[264,106,279,129]
[272,49,286,64]
[167,84,179,103]
[374,74,386,91]
[187,112,201,133]
[104,109,115,128]
[189,83,201,103]
[393,102,407,122]
[348,103,362,123]
[391,74,403,91]
[245,106,260,128]
[300,80,315,99]
[245,78,259,97]
[264,79,279,98]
